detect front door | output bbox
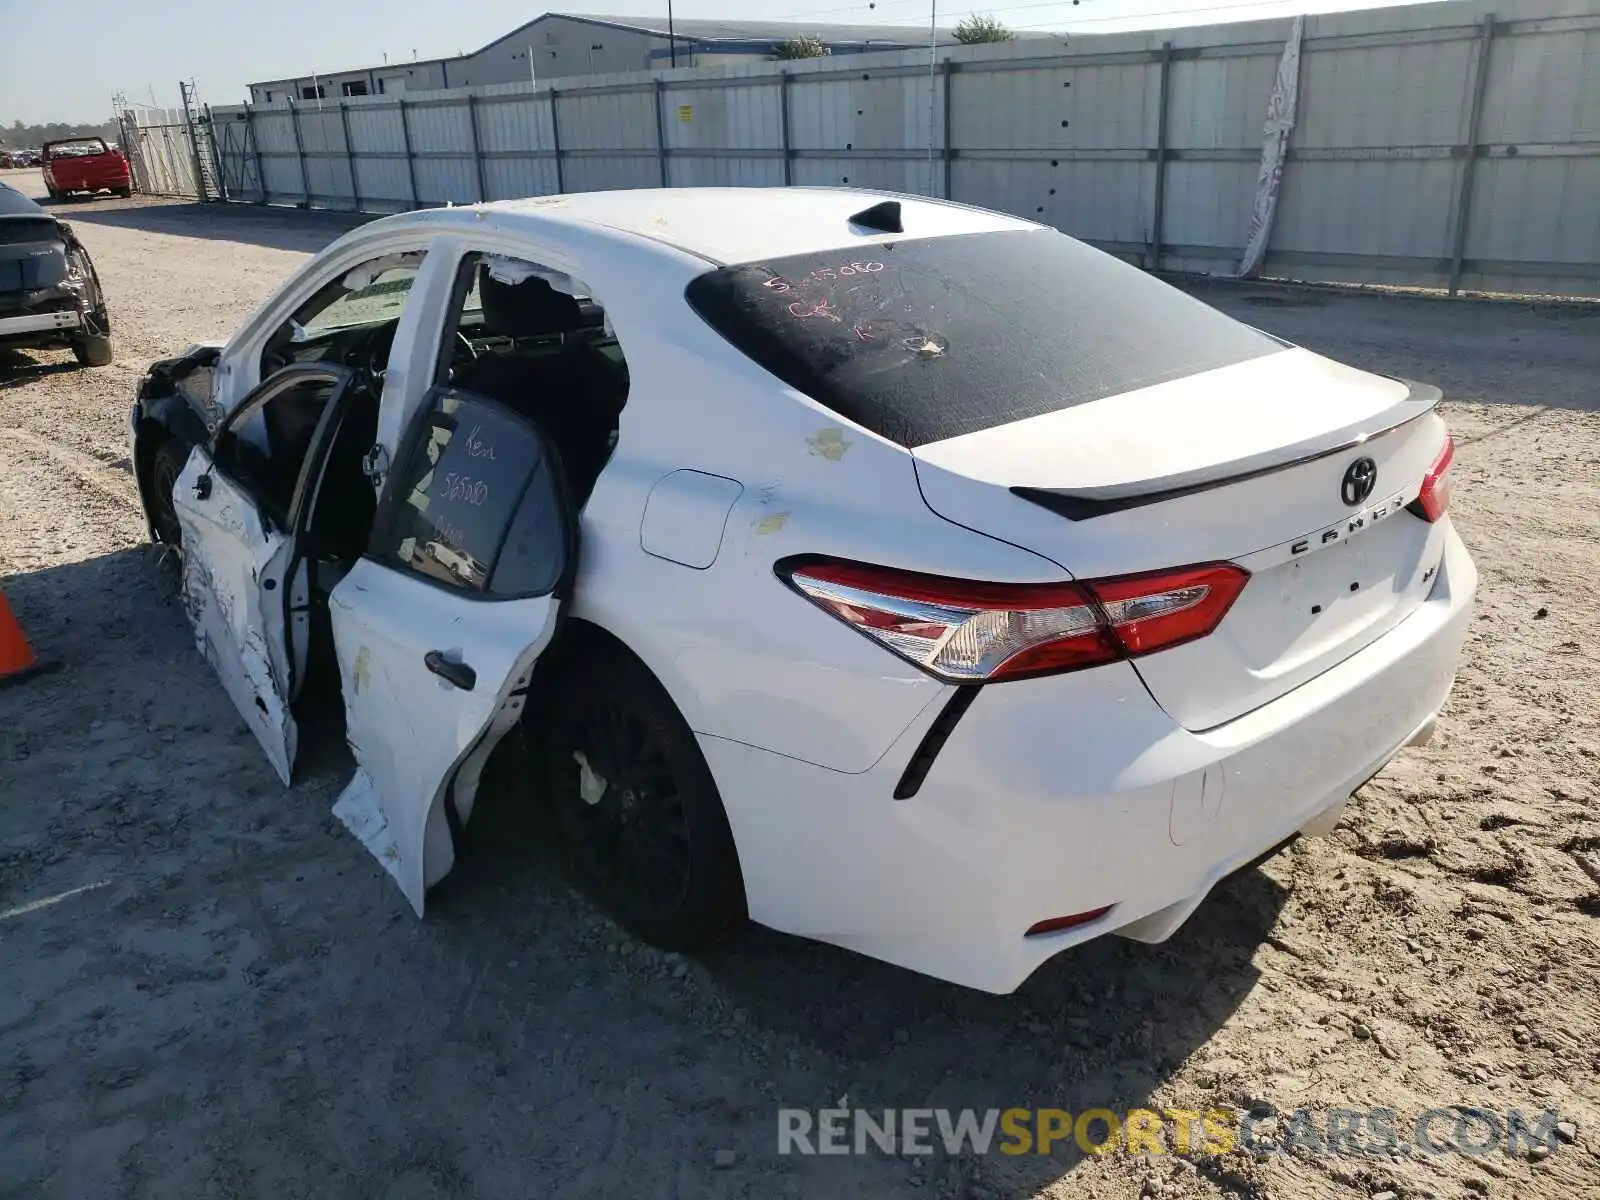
[327,386,577,913]
[172,365,356,783]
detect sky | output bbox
[1,0,1439,125]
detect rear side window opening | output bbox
[685,228,1284,448]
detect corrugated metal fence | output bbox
[208,0,1600,297]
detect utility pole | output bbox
[927,0,938,195]
[668,0,677,67]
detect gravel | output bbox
[2,171,1598,1199]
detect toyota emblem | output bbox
[1341,457,1378,506]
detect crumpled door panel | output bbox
[325,557,560,914]
[172,451,299,783]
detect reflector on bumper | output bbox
[1025,906,1114,937]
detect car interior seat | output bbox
[456,267,627,505]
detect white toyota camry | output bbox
[129,188,1474,993]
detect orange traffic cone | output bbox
[0,591,56,689]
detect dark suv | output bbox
[0,180,113,366]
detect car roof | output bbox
[394,187,1040,267]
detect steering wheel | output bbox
[447,331,479,382]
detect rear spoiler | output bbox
[1012,380,1443,522]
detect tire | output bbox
[45,187,61,203]
[538,632,747,950]
[72,333,114,367]
[148,438,189,547]
[115,187,132,199]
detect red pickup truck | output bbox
[42,137,132,201]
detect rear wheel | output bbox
[539,634,747,950]
[148,438,189,547]
[71,333,113,367]
[115,187,132,199]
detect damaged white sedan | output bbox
[130,188,1474,993]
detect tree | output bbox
[954,14,1016,43]
[2,119,120,149]
[773,35,830,60]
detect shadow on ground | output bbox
[0,349,81,390]
[462,775,1291,1197]
[1,547,1288,1198]
[53,199,373,255]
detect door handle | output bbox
[192,472,212,500]
[424,650,476,691]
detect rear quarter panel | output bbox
[567,247,1068,773]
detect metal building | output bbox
[245,12,1009,105]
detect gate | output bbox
[117,82,222,201]
[211,108,264,203]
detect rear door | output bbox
[328,386,576,913]
[172,364,356,781]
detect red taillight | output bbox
[1087,564,1251,657]
[1414,432,1455,523]
[778,557,1249,684]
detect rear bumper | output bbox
[704,523,1476,993]
[0,309,81,338]
[48,173,130,191]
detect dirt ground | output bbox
[1,168,1596,1200]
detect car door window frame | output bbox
[366,384,578,603]
[220,233,447,404]
[366,235,594,462]
[430,249,601,387]
[208,362,357,533]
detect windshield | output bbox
[295,263,421,339]
[47,139,109,158]
[685,229,1283,448]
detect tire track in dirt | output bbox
[0,426,141,512]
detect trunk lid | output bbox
[912,348,1453,730]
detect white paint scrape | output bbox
[331,768,408,898]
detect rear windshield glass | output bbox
[685,228,1282,447]
[0,218,59,246]
[0,183,45,219]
